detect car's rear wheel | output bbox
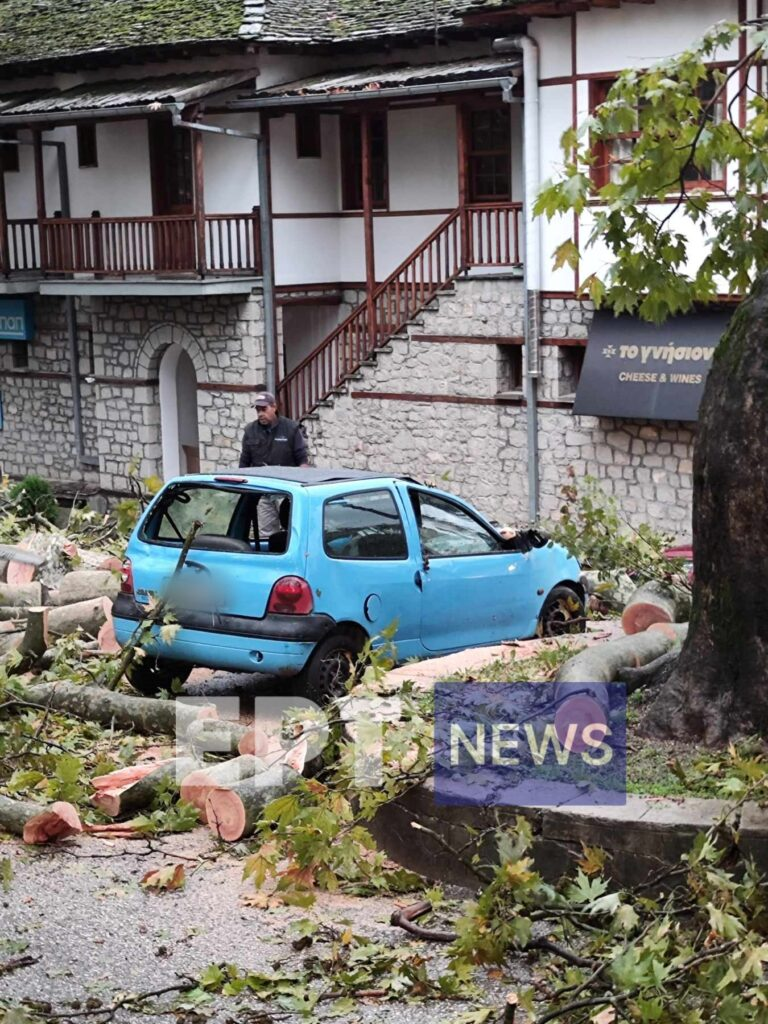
[298,630,365,706]
[126,656,193,697]
[537,585,586,637]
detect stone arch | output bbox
[135,322,207,380]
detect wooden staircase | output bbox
[277,202,523,421]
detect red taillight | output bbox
[267,576,313,615]
[120,558,134,596]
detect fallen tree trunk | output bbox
[180,755,263,819]
[0,794,82,844]
[556,625,689,686]
[22,680,217,736]
[0,606,26,622]
[50,571,119,606]
[185,719,250,757]
[621,581,691,635]
[616,650,681,694]
[47,597,111,638]
[0,582,43,608]
[205,765,301,841]
[92,757,199,817]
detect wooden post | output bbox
[361,112,377,351]
[456,106,470,269]
[0,159,8,276]
[193,127,206,277]
[32,129,47,270]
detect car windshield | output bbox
[144,485,291,553]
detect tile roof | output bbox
[0,71,255,118]
[0,1,246,68]
[255,55,520,98]
[0,0,506,69]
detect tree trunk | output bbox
[91,757,199,817]
[0,582,43,607]
[50,571,118,606]
[185,719,250,757]
[22,680,217,736]
[180,755,263,819]
[0,794,82,844]
[621,581,691,635]
[205,765,300,841]
[48,597,111,638]
[645,276,768,742]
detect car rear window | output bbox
[323,489,408,560]
[143,485,291,553]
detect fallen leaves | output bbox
[140,863,186,891]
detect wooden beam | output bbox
[32,129,46,270]
[456,105,469,268]
[0,158,8,276]
[361,112,377,350]
[192,126,206,278]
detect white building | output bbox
[0,0,743,535]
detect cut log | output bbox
[0,606,25,621]
[91,760,174,791]
[621,581,691,635]
[556,626,689,691]
[180,755,264,819]
[185,718,250,757]
[647,622,690,642]
[22,680,218,736]
[0,632,22,657]
[0,582,43,608]
[92,757,199,817]
[50,570,119,606]
[97,609,120,654]
[7,560,36,586]
[14,607,50,667]
[0,794,82,844]
[237,725,272,758]
[48,597,111,638]
[205,765,301,841]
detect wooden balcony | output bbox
[1,210,261,278]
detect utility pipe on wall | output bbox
[493,34,542,524]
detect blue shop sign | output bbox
[0,298,34,341]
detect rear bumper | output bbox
[112,594,335,676]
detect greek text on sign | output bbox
[574,311,731,422]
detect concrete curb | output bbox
[370,781,750,889]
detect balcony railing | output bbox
[2,210,261,277]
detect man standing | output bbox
[239,391,309,538]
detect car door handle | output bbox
[414,570,423,591]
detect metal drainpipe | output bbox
[493,34,541,524]
[170,108,277,395]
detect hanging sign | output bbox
[574,310,732,421]
[0,298,34,341]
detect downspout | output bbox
[493,34,541,524]
[170,108,277,395]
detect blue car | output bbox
[113,468,584,703]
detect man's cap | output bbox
[253,391,276,407]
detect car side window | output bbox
[153,487,243,541]
[411,491,504,557]
[323,489,408,560]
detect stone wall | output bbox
[304,279,696,538]
[0,290,265,493]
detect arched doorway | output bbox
[159,344,200,479]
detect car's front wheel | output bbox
[126,656,193,697]
[537,585,586,637]
[298,630,365,705]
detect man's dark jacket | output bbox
[239,415,308,468]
